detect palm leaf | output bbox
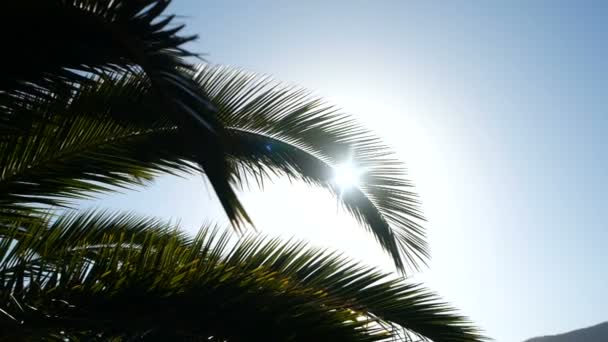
[0,100,193,215]
[0,66,426,272]
[1,0,193,104]
[0,211,486,341]
[0,72,251,228]
[1,0,197,129]
[0,0,250,227]
[191,65,427,273]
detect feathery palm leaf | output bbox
[0,100,191,215]
[0,0,250,227]
[1,0,191,95]
[0,72,250,227]
[0,66,425,272]
[193,65,427,272]
[1,0,195,128]
[0,211,485,341]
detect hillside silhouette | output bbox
[525,321,608,342]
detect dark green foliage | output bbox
[0,1,486,340]
[1,0,197,134]
[0,0,249,227]
[193,65,428,272]
[0,211,485,341]
[0,66,427,272]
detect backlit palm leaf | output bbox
[192,65,427,272]
[0,66,426,272]
[0,211,485,341]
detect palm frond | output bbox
[0,73,250,228]
[0,1,250,227]
[0,210,189,258]
[1,0,192,102]
[0,100,191,218]
[0,211,486,341]
[191,65,427,273]
[1,0,194,128]
[0,65,426,272]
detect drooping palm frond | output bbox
[190,65,427,273]
[0,72,251,228]
[0,66,426,272]
[0,96,192,218]
[0,0,250,227]
[0,211,486,341]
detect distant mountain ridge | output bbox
[524,321,608,342]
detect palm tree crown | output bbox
[0,0,486,340]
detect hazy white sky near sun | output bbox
[86,1,608,341]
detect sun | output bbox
[333,162,362,191]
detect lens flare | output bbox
[333,162,360,191]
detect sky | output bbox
[88,1,607,341]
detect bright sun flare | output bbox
[333,163,361,191]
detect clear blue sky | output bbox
[89,1,607,341]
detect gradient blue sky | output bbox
[90,1,607,341]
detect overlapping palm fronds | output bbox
[0,0,487,340]
[0,0,249,227]
[0,211,485,341]
[0,78,194,217]
[1,0,199,133]
[0,66,426,272]
[192,65,428,272]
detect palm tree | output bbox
[0,0,486,340]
